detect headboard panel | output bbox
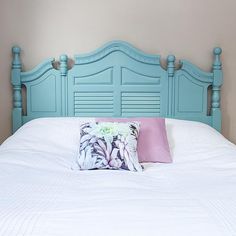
[67,42,167,118]
[173,60,213,124]
[21,60,62,120]
[11,41,223,133]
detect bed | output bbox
[1,41,236,236]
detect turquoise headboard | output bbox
[11,41,223,133]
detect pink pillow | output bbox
[96,117,172,163]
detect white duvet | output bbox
[0,118,236,236]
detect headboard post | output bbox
[167,55,176,116]
[60,54,68,116]
[11,46,22,133]
[211,47,223,131]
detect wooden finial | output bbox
[212,47,223,103]
[11,46,22,132]
[167,55,175,77]
[60,54,68,76]
[60,54,68,116]
[211,47,223,131]
[167,55,176,116]
[12,46,22,69]
[213,47,222,70]
[11,46,22,108]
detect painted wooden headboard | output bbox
[11,41,223,133]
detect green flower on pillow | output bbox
[87,122,131,142]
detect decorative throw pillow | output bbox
[96,117,172,163]
[76,122,142,172]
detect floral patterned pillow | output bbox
[76,122,143,172]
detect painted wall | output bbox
[1,0,236,143]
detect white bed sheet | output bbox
[1,120,236,236]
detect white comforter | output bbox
[0,118,236,236]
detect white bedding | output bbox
[0,118,236,236]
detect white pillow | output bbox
[165,118,234,162]
[1,117,95,167]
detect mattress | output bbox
[0,118,236,236]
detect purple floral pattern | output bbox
[77,122,142,172]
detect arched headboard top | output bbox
[11,41,223,133]
[74,41,161,65]
[20,58,55,83]
[179,60,213,83]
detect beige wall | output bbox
[1,0,236,143]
